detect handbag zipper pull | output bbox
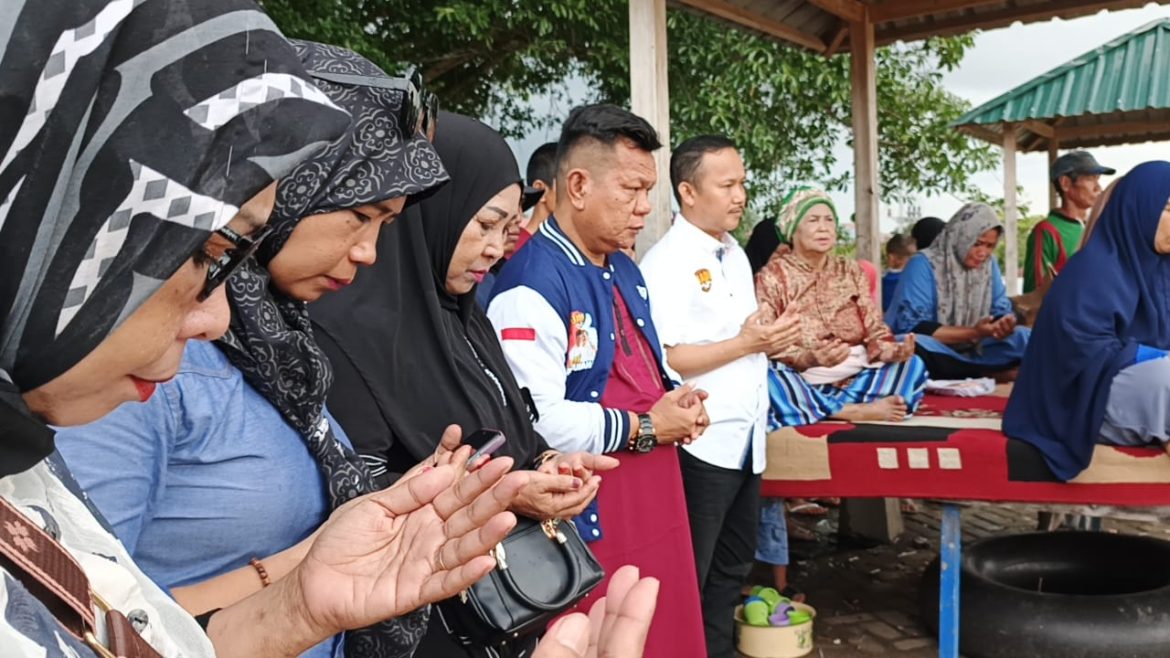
[542,519,568,544]
[492,542,508,570]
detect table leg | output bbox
[939,503,961,658]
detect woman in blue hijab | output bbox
[1004,161,1170,481]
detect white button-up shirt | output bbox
[640,214,768,473]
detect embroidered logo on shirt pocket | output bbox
[695,268,713,292]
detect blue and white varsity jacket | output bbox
[487,216,678,454]
[486,216,678,541]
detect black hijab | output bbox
[312,113,548,483]
[745,216,783,274]
[0,0,348,476]
[912,216,946,250]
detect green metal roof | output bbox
[953,18,1170,152]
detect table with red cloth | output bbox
[760,385,1170,658]
[762,385,1170,504]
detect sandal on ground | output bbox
[786,500,828,517]
[786,519,818,542]
[780,585,807,603]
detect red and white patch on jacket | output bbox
[501,327,536,341]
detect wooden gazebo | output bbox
[953,17,1170,292]
[627,0,1167,284]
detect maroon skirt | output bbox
[566,445,705,657]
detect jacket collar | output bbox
[540,215,597,269]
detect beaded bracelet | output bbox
[249,557,272,588]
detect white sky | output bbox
[506,2,1170,231]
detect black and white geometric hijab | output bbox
[0,0,349,477]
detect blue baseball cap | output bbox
[1051,151,1115,182]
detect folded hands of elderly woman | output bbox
[874,334,917,364]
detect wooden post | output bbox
[1003,124,1019,295]
[839,497,904,544]
[850,15,881,278]
[629,0,672,256]
[1048,137,1060,212]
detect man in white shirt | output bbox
[640,135,800,658]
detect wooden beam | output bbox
[875,0,1153,46]
[1002,125,1019,296]
[675,0,827,51]
[629,0,673,255]
[869,0,1004,24]
[955,123,1004,147]
[808,0,864,23]
[825,24,849,56]
[1048,137,1060,212]
[1053,119,1170,142]
[850,16,882,276]
[1022,120,1055,140]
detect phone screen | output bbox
[464,429,506,464]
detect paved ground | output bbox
[738,501,1168,658]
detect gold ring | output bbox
[437,550,449,571]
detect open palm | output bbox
[297,458,528,634]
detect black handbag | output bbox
[436,516,604,647]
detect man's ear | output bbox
[565,169,591,211]
[677,180,698,209]
[540,180,556,212]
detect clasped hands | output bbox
[974,314,1017,341]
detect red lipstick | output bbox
[130,377,157,402]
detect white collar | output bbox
[673,213,737,256]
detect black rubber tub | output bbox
[919,531,1170,658]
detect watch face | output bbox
[635,435,656,453]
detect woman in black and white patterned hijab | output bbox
[1,4,522,657]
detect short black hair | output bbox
[885,233,915,257]
[555,104,661,179]
[527,142,558,188]
[670,135,737,205]
[911,216,945,250]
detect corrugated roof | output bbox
[954,18,1170,151]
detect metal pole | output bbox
[938,503,962,658]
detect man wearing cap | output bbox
[1023,150,1115,293]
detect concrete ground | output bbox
[738,500,1167,658]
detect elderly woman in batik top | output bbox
[756,188,926,426]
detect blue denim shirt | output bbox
[55,340,345,658]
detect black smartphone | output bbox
[464,428,506,466]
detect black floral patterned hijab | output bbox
[0,0,349,477]
[215,40,448,507]
[212,40,448,658]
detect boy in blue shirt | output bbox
[882,233,916,312]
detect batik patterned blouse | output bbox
[755,252,895,371]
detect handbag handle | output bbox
[497,524,583,612]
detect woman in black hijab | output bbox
[912,216,946,250]
[312,113,617,657]
[745,216,784,274]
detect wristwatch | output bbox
[628,413,657,453]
